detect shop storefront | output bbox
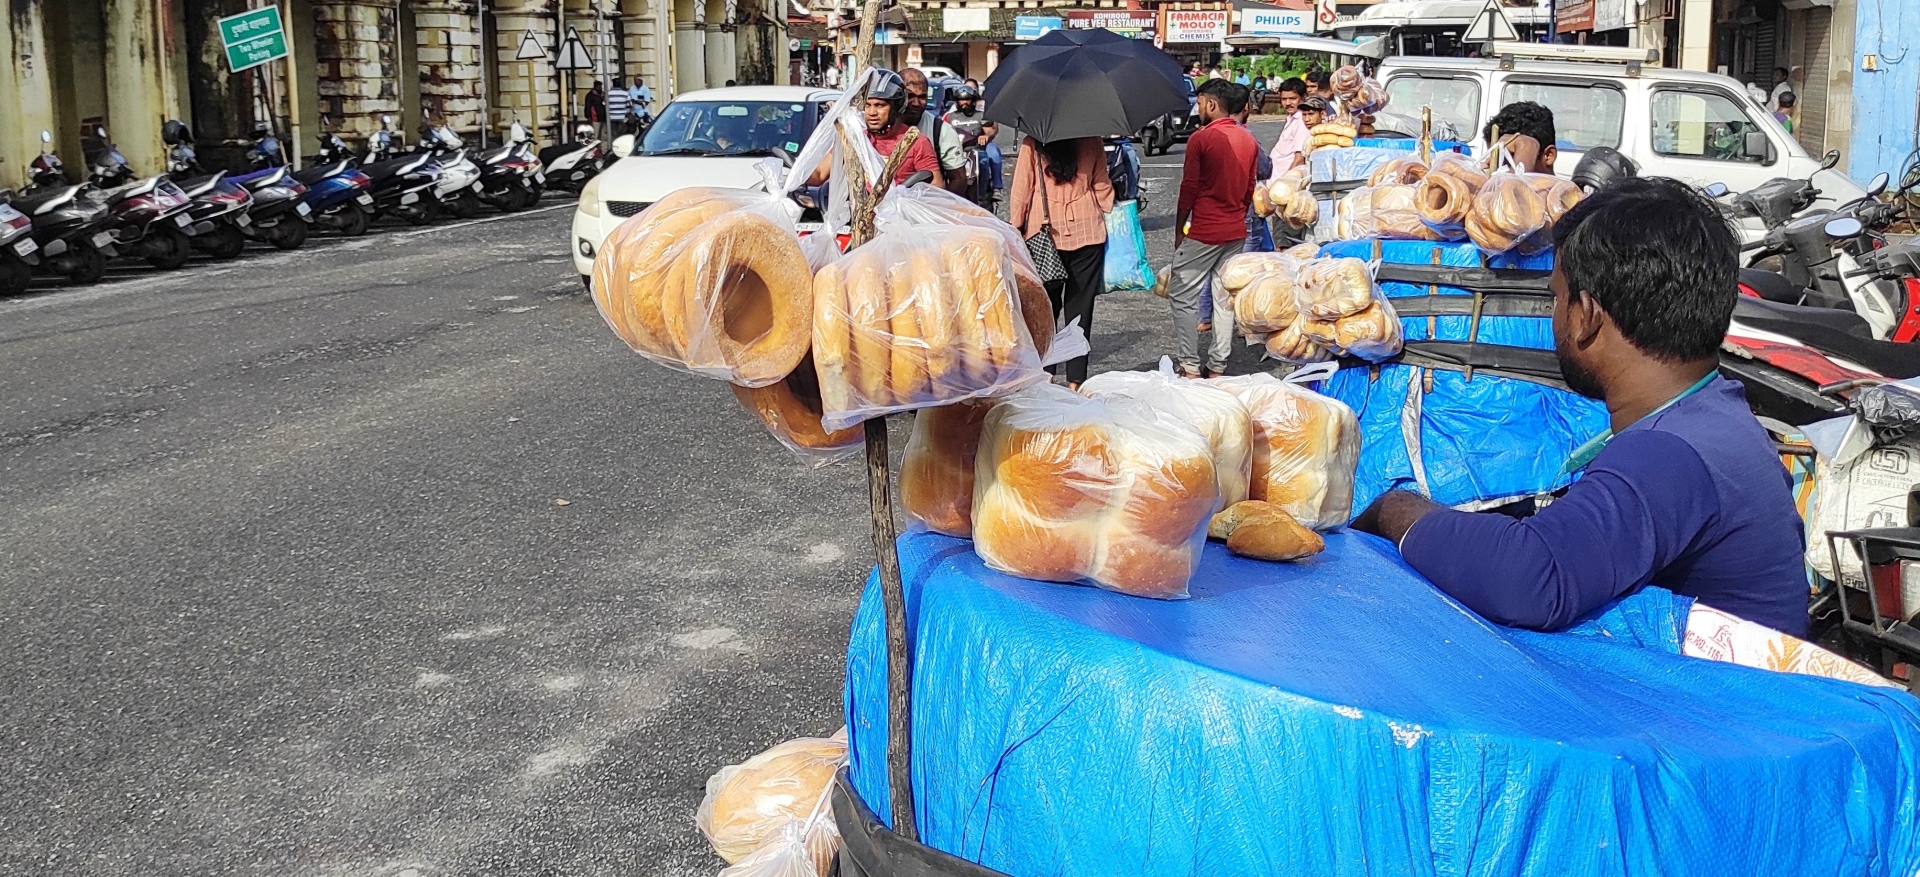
[1160,8,1231,69]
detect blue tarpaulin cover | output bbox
[1318,240,1609,512]
[846,530,1920,877]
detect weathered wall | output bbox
[1,0,62,188]
[313,0,402,140]
[415,0,487,135]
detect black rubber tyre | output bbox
[65,242,107,284]
[146,226,192,270]
[401,205,433,226]
[267,217,308,250]
[496,186,528,213]
[447,189,482,220]
[0,255,31,296]
[337,205,372,236]
[198,224,247,260]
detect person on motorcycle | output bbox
[944,85,998,206]
[902,68,969,197]
[1353,177,1809,637]
[807,69,943,188]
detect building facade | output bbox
[0,0,785,187]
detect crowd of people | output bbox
[580,76,656,137]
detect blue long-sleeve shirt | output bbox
[1400,377,1808,636]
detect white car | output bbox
[572,85,841,285]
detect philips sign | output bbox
[1238,9,1312,36]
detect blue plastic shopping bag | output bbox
[1103,199,1155,292]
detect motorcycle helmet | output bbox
[1570,146,1638,193]
[866,69,907,112]
[161,119,192,146]
[574,122,597,142]
[950,84,980,103]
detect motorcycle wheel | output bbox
[0,255,31,297]
[337,206,372,237]
[198,224,247,260]
[65,242,107,284]
[267,218,308,250]
[495,187,528,213]
[146,227,192,270]
[448,190,482,220]
[401,206,433,227]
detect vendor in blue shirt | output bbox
[1352,177,1808,636]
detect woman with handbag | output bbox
[1008,136,1115,389]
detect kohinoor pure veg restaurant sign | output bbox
[1067,9,1158,38]
[1164,10,1230,43]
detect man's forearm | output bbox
[1351,490,1442,545]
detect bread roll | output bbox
[973,384,1218,598]
[1015,270,1055,361]
[943,228,1024,376]
[1331,300,1403,362]
[1081,370,1255,509]
[1234,271,1303,334]
[1367,156,1429,187]
[1262,323,1333,364]
[1297,257,1374,320]
[900,400,996,536]
[1225,504,1326,561]
[1268,168,1309,204]
[1335,187,1376,240]
[887,247,935,403]
[1220,252,1295,296]
[1207,375,1361,530]
[696,735,846,864]
[1283,243,1321,261]
[1285,191,1319,228]
[1252,183,1274,217]
[592,188,813,387]
[1416,172,1474,236]
[731,354,863,454]
[1371,184,1441,240]
[843,255,895,406]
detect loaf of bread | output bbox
[973,384,1219,599]
[1262,322,1334,364]
[1467,173,1549,255]
[1207,375,1361,530]
[1300,298,1404,362]
[1219,251,1296,298]
[1297,257,1375,320]
[696,735,846,866]
[900,400,997,536]
[731,353,863,465]
[1209,500,1326,561]
[813,227,1046,432]
[1234,270,1304,335]
[592,187,815,387]
[1081,368,1254,509]
[1371,184,1442,240]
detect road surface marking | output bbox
[399,202,572,237]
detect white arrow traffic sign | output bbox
[1463,0,1519,43]
[515,29,546,60]
[555,27,595,70]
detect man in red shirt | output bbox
[1169,78,1258,377]
[809,69,943,188]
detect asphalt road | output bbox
[0,121,1279,876]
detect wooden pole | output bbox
[844,0,919,843]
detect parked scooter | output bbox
[0,200,39,295]
[358,116,445,226]
[472,120,544,211]
[162,120,255,260]
[298,131,377,235]
[538,123,606,194]
[412,119,484,219]
[229,163,312,250]
[88,127,199,269]
[4,132,118,284]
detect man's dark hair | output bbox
[1777,91,1797,108]
[1226,82,1251,114]
[1774,65,1790,78]
[1483,101,1557,151]
[1551,177,1737,361]
[1305,70,1331,90]
[1277,77,1307,97]
[1197,77,1238,109]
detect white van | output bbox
[1225,37,1867,207]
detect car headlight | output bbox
[578,175,603,218]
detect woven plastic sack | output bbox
[973,383,1219,599]
[591,186,813,387]
[1207,374,1360,530]
[813,226,1048,431]
[1081,359,1255,509]
[1103,199,1156,292]
[697,735,846,869]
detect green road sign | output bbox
[218,6,288,73]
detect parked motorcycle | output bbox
[351,118,445,226]
[88,127,199,269]
[472,121,544,211]
[162,120,255,260]
[6,181,118,284]
[229,163,312,250]
[296,135,376,235]
[412,121,484,219]
[0,200,39,295]
[538,123,606,194]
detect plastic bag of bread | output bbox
[1261,322,1334,364]
[1282,242,1320,261]
[1466,172,1549,255]
[1207,374,1360,530]
[900,400,997,536]
[1219,251,1295,302]
[1331,65,1365,101]
[1295,257,1376,320]
[813,226,1048,432]
[592,186,815,387]
[1252,182,1274,218]
[1299,288,1404,362]
[1283,191,1320,229]
[697,735,847,871]
[1371,184,1442,241]
[1367,155,1429,187]
[873,185,1055,361]
[1333,187,1377,240]
[1413,151,1489,240]
[731,354,864,467]
[1232,265,1305,335]
[1081,361,1254,509]
[1349,78,1390,115]
[973,383,1219,599]
[1267,167,1309,204]
[1516,173,1584,255]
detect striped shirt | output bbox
[606,88,631,122]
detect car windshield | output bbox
[641,100,816,157]
[1384,74,1480,143]
[1500,81,1624,152]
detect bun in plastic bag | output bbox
[1208,375,1361,530]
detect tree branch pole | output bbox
[845,0,919,843]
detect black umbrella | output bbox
[982,28,1191,144]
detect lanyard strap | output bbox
[1560,373,1717,475]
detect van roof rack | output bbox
[1489,41,1659,76]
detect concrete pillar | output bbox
[705,24,734,86]
[1678,0,1712,71]
[104,0,189,174]
[314,0,403,143]
[674,0,707,93]
[414,1,488,137]
[490,3,561,141]
[0,2,62,189]
[618,9,668,103]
